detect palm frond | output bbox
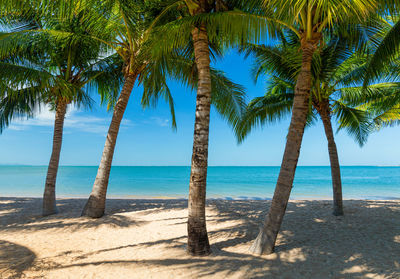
[332,100,372,146]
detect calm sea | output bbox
[0,166,399,200]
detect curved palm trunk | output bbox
[42,101,67,216]
[82,74,136,218]
[249,42,317,255]
[319,104,344,216]
[187,25,211,256]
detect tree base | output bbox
[42,207,58,217]
[249,230,275,255]
[42,194,58,217]
[187,247,211,256]
[81,206,104,218]
[187,244,211,256]
[333,203,344,216]
[187,219,210,256]
[333,209,344,216]
[81,199,105,218]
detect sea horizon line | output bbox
[1,164,400,167]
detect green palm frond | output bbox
[140,59,177,130]
[340,82,400,107]
[364,19,400,86]
[149,9,276,59]
[140,51,246,130]
[242,43,300,83]
[373,106,400,128]
[332,100,372,146]
[0,86,42,133]
[209,69,247,126]
[235,89,294,143]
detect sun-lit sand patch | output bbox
[0,200,16,204]
[0,209,18,216]
[345,253,363,262]
[341,265,370,275]
[0,198,399,278]
[278,248,307,263]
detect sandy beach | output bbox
[0,197,399,278]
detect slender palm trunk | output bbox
[319,104,344,216]
[249,41,317,255]
[187,25,211,256]
[82,74,136,218]
[42,101,67,216]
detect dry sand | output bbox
[0,197,399,278]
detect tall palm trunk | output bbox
[187,24,212,256]
[249,40,317,255]
[42,101,67,216]
[319,103,344,216]
[82,73,136,218]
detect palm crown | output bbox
[0,2,123,131]
[235,31,400,145]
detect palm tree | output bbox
[178,0,223,256]
[236,35,398,216]
[151,0,260,255]
[80,0,178,218]
[81,0,246,224]
[234,0,381,255]
[0,2,122,216]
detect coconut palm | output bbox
[232,0,383,255]
[80,0,179,218]
[0,1,123,216]
[176,0,227,256]
[81,0,247,225]
[235,34,400,217]
[151,0,264,255]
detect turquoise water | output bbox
[0,166,399,200]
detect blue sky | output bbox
[1,50,400,166]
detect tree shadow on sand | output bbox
[0,240,36,279]
[0,197,188,232]
[1,198,399,278]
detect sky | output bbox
[1,50,400,166]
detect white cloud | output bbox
[8,125,25,131]
[8,105,133,134]
[150,117,170,127]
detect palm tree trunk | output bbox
[187,24,211,256]
[42,101,67,216]
[319,104,344,216]
[82,73,136,218]
[249,41,317,255]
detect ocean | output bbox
[0,166,399,200]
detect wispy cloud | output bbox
[8,105,133,134]
[149,117,170,127]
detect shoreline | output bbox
[1,195,399,201]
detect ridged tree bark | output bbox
[318,102,344,216]
[82,73,137,218]
[42,101,67,216]
[249,38,318,255]
[187,24,211,256]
